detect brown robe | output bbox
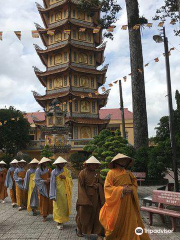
[16,171,27,207]
[39,171,53,217]
[0,168,8,200]
[76,168,105,236]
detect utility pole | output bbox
[119,80,126,139]
[163,27,179,192]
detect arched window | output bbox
[79,53,88,64]
[54,54,62,64]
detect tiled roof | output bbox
[99,108,133,120]
[25,108,133,125]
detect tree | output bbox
[125,0,149,148]
[0,107,30,156]
[69,152,88,170]
[79,0,149,148]
[41,145,53,158]
[84,129,135,179]
[154,0,180,35]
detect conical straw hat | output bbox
[86,156,101,164]
[19,159,27,163]
[0,160,7,165]
[108,153,134,169]
[38,157,51,165]
[10,159,18,164]
[53,156,67,165]
[29,158,39,164]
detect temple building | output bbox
[24,108,134,159]
[31,0,110,158]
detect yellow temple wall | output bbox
[72,99,98,114]
[47,75,69,90]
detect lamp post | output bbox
[153,27,179,192]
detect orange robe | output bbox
[39,171,53,217]
[99,168,150,240]
[0,168,8,200]
[16,171,27,207]
[10,171,16,203]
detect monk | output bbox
[50,157,73,230]
[24,158,39,216]
[99,153,151,240]
[0,161,8,203]
[76,156,105,240]
[35,157,53,222]
[13,159,27,211]
[5,159,18,207]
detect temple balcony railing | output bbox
[69,138,94,148]
[46,87,70,95]
[66,112,99,118]
[47,63,69,71]
[71,86,96,93]
[47,40,95,50]
[71,62,96,70]
[27,140,45,150]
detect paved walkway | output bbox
[0,180,179,239]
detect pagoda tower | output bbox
[32,0,109,155]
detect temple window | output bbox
[92,101,96,113]
[64,75,67,86]
[91,78,94,88]
[72,9,76,18]
[74,126,78,139]
[74,52,77,62]
[64,33,68,39]
[55,12,62,21]
[94,127,98,136]
[48,116,53,125]
[80,76,89,88]
[64,102,67,111]
[72,30,76,39]
[74,100,78,112]
[79,32,86,41]
[87,14,90,21]
[64,9,67,18]
[87,33,91,42]
[54,32,62,42]
[56,117,63,126]
[49,79,53,89]
[64,52,68,61]
[77,11,85,20]
[54,54,62,64]
[50,55,53,65]
[51,15,54,23]
[50,35,54,44]
[54,77,63,88]
[74,75,78,85]
[81,100,90,112]
[89,55,93,64]
[79,53,88,64]
[81,127,91,138]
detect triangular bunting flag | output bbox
[133,24,140,30]
[121,25,128,30]
[146,23,153,28]
[158,22,164,27]
[0,32,2,41]
[14,31,21,40]
[79,28,86,32]
[154,57,159,62]
[107,26,115,32]
[47,30,55,35]
[93,27,101,34]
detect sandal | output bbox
[76,229,83,237]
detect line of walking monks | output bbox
[0,154,151,240]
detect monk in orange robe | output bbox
[0,161,8,203]
[99,153,151,240]
[13,159,28,210]
[35,157,53,222]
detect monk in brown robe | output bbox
[35,157,53,222]
[76,156,105,240]
[99,153,151,240]
[0,161,8,203]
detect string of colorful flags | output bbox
[0,117,20,126]
[0,20,178,41]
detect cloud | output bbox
[0,0,179,137]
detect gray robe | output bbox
[49,168,64,200]
[13,167,25,190]
[35,168,49,198]
[24,168,39,209]
[5,167,15,189]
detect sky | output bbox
[0,0,180,137]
